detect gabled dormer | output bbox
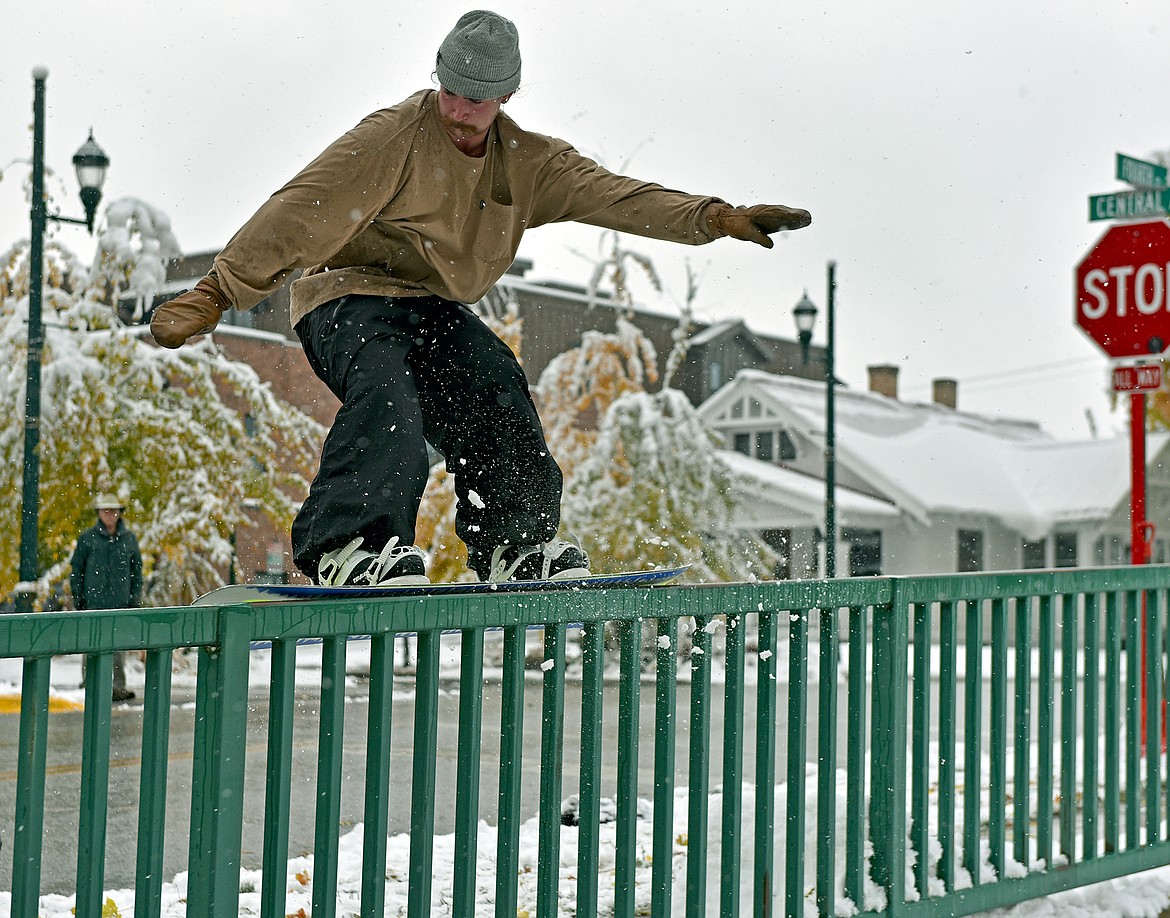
[703,390,799,462]
[682,319,776,404]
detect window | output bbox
[844,528,882,576]
[709,362,723,394]
[762,529,792,580]
[1054,532,1078,568]
[1094,535,1125,565]
[1022,538,1046,569]
[254,543,289,584]
[756,431,775,462]
[957,529,983,572]
[221,308,255,329]
[730,428,797,463]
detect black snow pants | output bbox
[291,294,563,578]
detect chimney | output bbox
[867,364,899,400]
[932,378,958,409]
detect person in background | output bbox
[70,493,143,702]
[150,9,812,587]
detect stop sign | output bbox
[1076,219,1170,357]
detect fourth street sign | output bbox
[1089,188,1170,222]
[1117,153,1168,189]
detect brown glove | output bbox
[706,203,813,249]
[150,274,230,348]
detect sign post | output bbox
[1082,155,1170,750]
[1113,361,1161,562]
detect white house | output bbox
[698,368,1170,578]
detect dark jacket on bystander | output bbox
[69,520,143,611]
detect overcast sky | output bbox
[5,0,1167,439]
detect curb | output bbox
[0,693,85,714]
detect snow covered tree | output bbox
[0,198,325,607]
[561,387,773,581]
[582,227,664,319]
[541,232,772,581]
[535,315,660,475]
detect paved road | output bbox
[0,652,806,895]
[0,635,1043,896]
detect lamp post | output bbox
[793,262,838,578]
[16,67,109,613]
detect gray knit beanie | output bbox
[436,10,521,101]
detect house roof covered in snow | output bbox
[687,319,774,360]
[720,449,899,529]
[700,370,1170,539]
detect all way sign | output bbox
[1112,363,1163,393]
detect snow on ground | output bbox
[0,783,1168,917]
[0,643,1169,916]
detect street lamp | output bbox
[16,67,110,612]
[71,131,111,232]
[792,262,838,578]
[793,290,817,363]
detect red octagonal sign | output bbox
[1076,219,1170,358]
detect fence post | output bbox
[11,656,51,918]
[76,653,114,918]
[870,579,909,914]
[784,606,808,918]
[186,605,252,918]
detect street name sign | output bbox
[1076,219,1170,358]
[1089,188,1170,222]
[1111,363,1163,393]
[1117,153,1168,189]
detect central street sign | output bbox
[1117,153,1168,189]
[1112,363,1163,393]
[1089,188,1170,222]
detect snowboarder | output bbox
[70,493,143,701]
[150,9,812,587]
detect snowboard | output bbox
[193,565,690,606]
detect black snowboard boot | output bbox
[468,539,590,583]
[317,536,429,586]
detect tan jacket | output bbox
[213,90,726,327]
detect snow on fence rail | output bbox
[2,567,1170,917]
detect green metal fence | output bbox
[3,565,1170,917]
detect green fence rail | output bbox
[3,565,1170,916]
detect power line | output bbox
[901,355,1106,396]
[958,355,1103,385]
